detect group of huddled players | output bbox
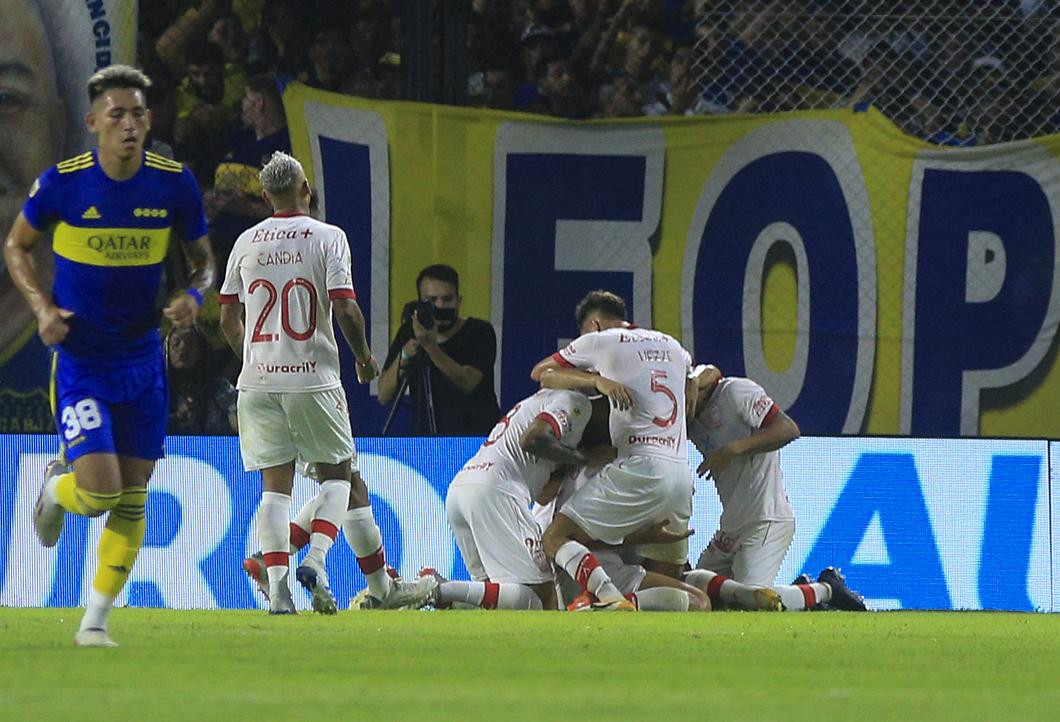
[245,286,868,617]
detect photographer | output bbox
[379,264,500,435]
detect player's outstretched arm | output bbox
[164,236,215,327]
[333,297,378,383]
[4,212,72,345]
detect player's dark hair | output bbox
[575,290,627,328]
[87,64,152,104]
[417,264,460,295]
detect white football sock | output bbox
[305,479,350,569]
[630,587,690,612]
[343,505,391,600]
[437,581,543,610]
[79,589,115,632]
[775,582,832,611]
[554,540,623,603]
[258,491,292,588]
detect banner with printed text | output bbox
[284,84,1060,437]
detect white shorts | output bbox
[237,387,356,472]
[695,519,795,586]
[447,480,553,585]
[560,455,693,564]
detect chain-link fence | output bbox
[692,1,1060,145]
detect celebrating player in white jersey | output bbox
[433,388,595,610]
[683,365,866,611]
[529,290,699,611]
[220,151,435,614]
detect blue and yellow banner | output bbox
[286,84,1060,438]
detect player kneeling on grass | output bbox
[220,151,436,614]
[684,364,866,612]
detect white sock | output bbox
[775,582,832,611]
[554,540,622,603]
[79,589,115,632]
[289,494,319,553]
[305,479,350,568]
[258,491,292,588]
[438,581,543,610]
[630,587,690,612]
[343,506,391,600]
[685,569,766,609]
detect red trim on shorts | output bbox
[798,584,817,608]
[760,404,780,428]
[311,519,340,540]
[289,523,310,550]
[218,293,240,305]
[263,551,289,568]
[574,553,600,591]
[705,574,728,602]
[357,546,386,574]
[551,352,575,368]
[536,412,562,438]
[328,288,357,300]
[481,581,501,609]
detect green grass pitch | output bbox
[1,608,1057,720]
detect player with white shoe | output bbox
[220,151,435,614]
[530,290,699,612]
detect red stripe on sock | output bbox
[311,519,339,540]
[798,584,817,608]
[357,546,386,575]
[705,574,729,602]
[626,592,639,610]
[289,523,310,550]
[481,581,500,609]
[575,553,601,590]
[263,551,288,568]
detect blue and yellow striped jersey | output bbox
[22,150,208,362]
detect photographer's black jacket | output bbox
[383,317,501,436]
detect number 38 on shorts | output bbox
[60,398,104,441]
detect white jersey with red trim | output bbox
[688,377,794,531]
[220,213,355,392]
[554,326,691,462]
[452,389,591,501]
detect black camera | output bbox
[402,299,435,330]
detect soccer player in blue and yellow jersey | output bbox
[3,65,214,647]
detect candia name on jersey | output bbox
[21,150,207,361]
[453,389,591,501]
[553,326,691,462]
[219,213,356,392]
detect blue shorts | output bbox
[51,350,168,462]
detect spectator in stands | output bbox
[249,0,305,80]
[166,326,238,436]
[208,11,250,68]
[535,56,592,118]
[616,21,669,113]
[657,44,709,115]
[174,41,246,186]
[597,74,645,117]
[205,74,291,274]
[303,23,357,93]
